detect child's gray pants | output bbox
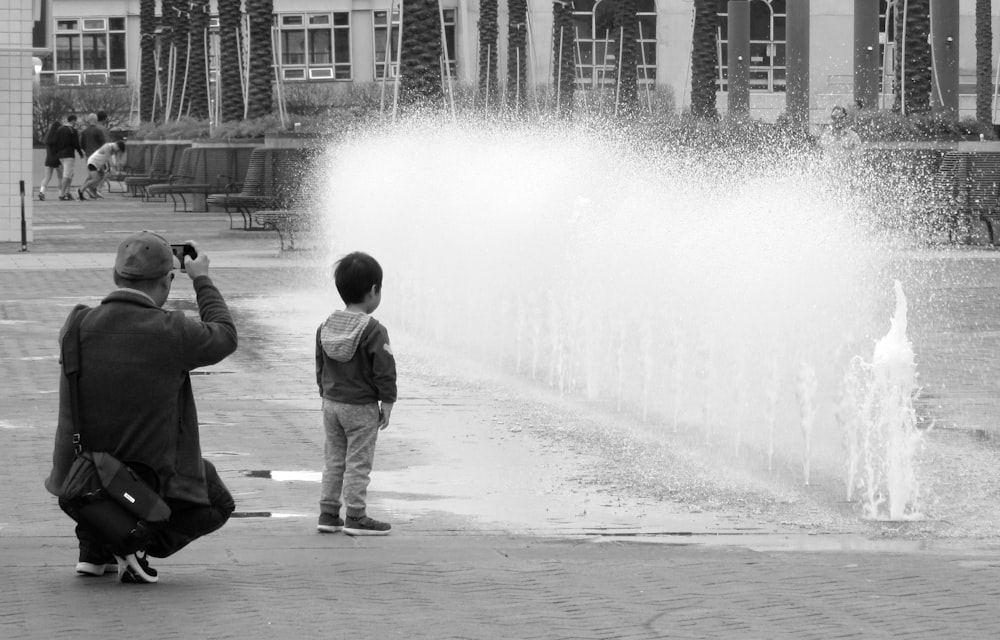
[320,399,381,518]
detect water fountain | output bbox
[303,117,926,522]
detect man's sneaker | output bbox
[77,188,86,201]
[343,515,391,536]
[114,551,158,584]
[76,559,117,576]
[317,512,344,533]
[37,191,45,201]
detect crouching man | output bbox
[45,231,238,583]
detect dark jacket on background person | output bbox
[79,124,108,158]
[45,277,237,505]
[316,311,396,405]
[53,124,83,160]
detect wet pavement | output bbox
[2,193,1000,638]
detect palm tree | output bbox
[399,0,444,108]
[894,0,931,114]
[478,0,499,109]
[552,0,575,115]
[977,0,993,125]
[187,3,210,120]
[507,0,528,111]
[613,0,639,115]
[218,0,244,121]
[139,0,157,122]
[245,0,274,118]
[690,0,719,119]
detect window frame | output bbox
[572,0,656,89]
[275,11,352,82]
[44,15,127,86]
[716,0,787,93]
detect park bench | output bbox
[205,147,317,230]
[932,151,1000,245]
[146,146,254,212]
[105,141,153,194]
[123,143,190,199]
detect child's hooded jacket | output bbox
[315,310,397,404]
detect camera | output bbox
[170,243,198,272]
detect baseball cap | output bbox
[114,231,175,279]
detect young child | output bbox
[316,252,397,536]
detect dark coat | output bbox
[79,124,108,157]
[45,277,238,505]
[53,124,83,159]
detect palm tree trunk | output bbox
[139,0,157,123]
[614,0,639,116]
[690,0,719,120]
[507,0,528,111]
[399,0,445,108]
[218,0,244,122]
[187,5,210,120]
[903,0,932,114]
[552,0,575,115]
[246,0,275,118]
[977,0,993,124]
[478,0,499,109]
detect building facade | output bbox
[31,1,1000,124]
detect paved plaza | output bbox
[2,193,1000,639]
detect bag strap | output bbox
[61,306,92,454]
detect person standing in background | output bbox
[54,114,84,201]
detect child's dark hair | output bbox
[334,252,383,304]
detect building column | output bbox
[930,0,959,115]
[1,0,34,244]
[853,0,879,110]
[727,0,750,118]
[785,0,810,126]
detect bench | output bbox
[146,146,254,212]
[205,147,318,229]
[105,141,153,194]
[123,143,190,199]
[932,151,1000,245]
[252,209,317,251]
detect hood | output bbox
[321,310,371,362]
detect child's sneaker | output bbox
[343,515,391,536]
[317,512,344,533]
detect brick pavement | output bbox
[2,195,1000,639]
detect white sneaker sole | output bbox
[342,527,391,536]
[114,554,158,583]
[317,524,343,533]
[75,561,117,576]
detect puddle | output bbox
[19,355,58,361]
[190,371,235,376]
[230,511,308,519]
[242,469,321,482]
[0,421,32,429]
[203,451,248,457]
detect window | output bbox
[442,9,457,78]
[47,16,127,86]
[636,0,657,82]
[572,0,656,88]
[277,12,351,81]
[717,0,786,93]
[879,0,896,93]
[373,9,401,79]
